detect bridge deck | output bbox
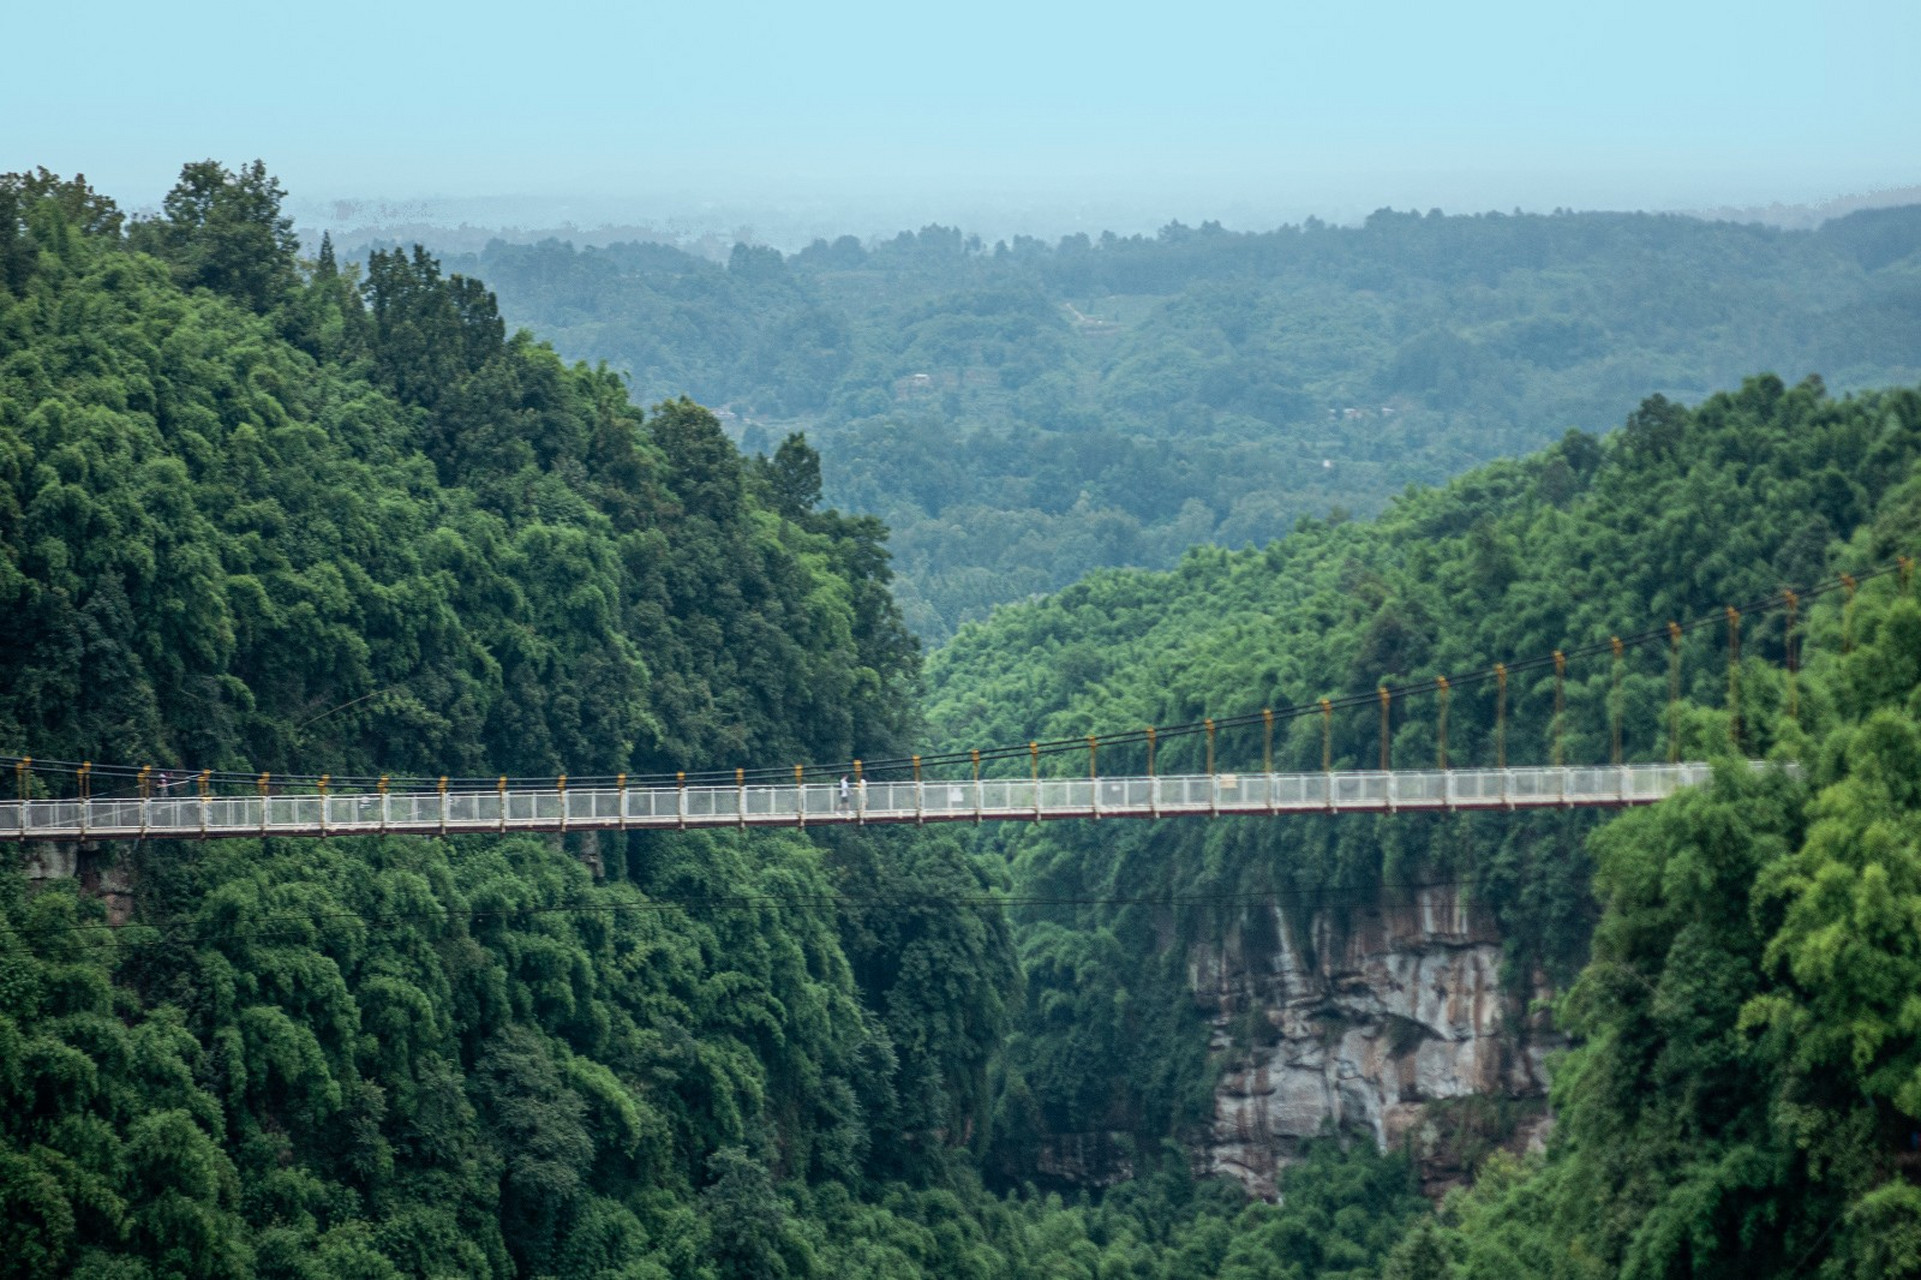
[0,763,1715,842]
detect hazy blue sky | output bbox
[8,0,1918,237]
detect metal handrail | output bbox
[0,763,1727,843]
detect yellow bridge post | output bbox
[1552,651,1566,769]
[1030,742,1041,822]
[1206,718,1218,816]
[1667,623,1682,763]
[1610,637,1624,766]
[1088,736,1099,820]
[1378,687,1391,772]
[1146,728,1159,818]
[1494,665,1507,770]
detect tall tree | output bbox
[135,159,298,311]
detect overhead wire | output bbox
[0,557,1903,795]
[6,560,1882,951]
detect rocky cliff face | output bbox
[22,842,136,925]
[1193,885,1556,1199]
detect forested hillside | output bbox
[1,163,1440,1280]
[442,207,1921,637]
[0,166,916,781]
[925,374,1921,1274]
[13,160,1921,1278]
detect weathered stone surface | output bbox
[1191,885,1558,1198]
[1036,1131,1136,1188]
[21,843,80,880]
[19,842,136,925]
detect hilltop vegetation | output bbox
[12,160,1921,1277]
[924,373,1921,1275]
[0,165,917,781]
[0,163,1435,1280]
[447,207,1921,636]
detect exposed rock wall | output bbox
[1192,885,1556,1198]
[20,842,136,925]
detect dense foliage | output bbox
[14,159,1921,1277]
[443,207,1921,637]
[0,165,916,782]
[0,165,1429,1280]
[1385,576,1921,1278]
[925,376,1921,1273]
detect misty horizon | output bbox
[276,179,1921,259]
[15,0,1915,255]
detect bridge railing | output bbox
[0,763,1723,841]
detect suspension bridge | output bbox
[0,559,1904,844]
[0,763,1715,842]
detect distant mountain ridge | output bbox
[420,204,1921,638]
[1686,184,1921,230]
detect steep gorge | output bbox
[930,373,1921,1224]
